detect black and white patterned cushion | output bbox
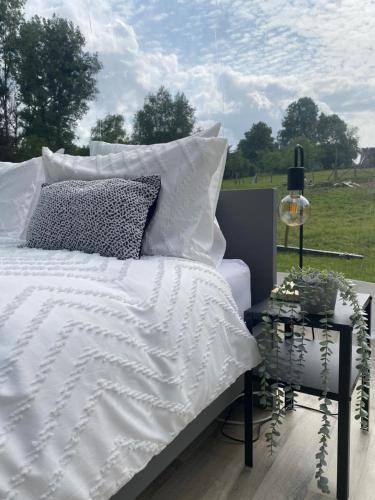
[25,176,161,260]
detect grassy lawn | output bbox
[222,167,375,283]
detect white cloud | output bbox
[151,13,169,22]
[25,0,375,146]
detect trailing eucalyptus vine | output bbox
[258,267,371,494]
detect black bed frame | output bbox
[112,188,277,499]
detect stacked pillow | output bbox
[0,158,45,240]
[0,124,228,266]
[88,122,227,265]
[0,148,65,240]
[89,122,222,156]
[42,134,227,265]
[25,177,161,260]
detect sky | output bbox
[25,0,375,147]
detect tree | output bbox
[16,15,101,154]
[278,97,319,145]
[238,121,274,165]
[258,137,321,174]
[91,114,129,143]
[0,0,24,160]
[132,86,195,144]
[223,149,255,180]
[317,113,358,168]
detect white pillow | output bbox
[89,122,222,156]
[42,135,228,266]
[89,123,227,265]
[194,122,222,139]
[0,157,45,239]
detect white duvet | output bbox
[0,239,260,500]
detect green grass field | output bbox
[222,167,375,283]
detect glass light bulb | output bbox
[279,192,311,227]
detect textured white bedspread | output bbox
[0,240,260,500]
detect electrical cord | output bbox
[219,396,271,444]
[216,415,272,425]
[220,391,273,425]
[221,422,262,444]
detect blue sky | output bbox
[26,0,375,147]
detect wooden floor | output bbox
[140,353,375,499]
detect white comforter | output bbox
[0,239,260,500]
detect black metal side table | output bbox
[244,293,372,500]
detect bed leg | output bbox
[244,370,253,467]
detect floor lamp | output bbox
[278,145,312,341]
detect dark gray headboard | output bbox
[216,188,277,305]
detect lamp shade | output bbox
[279,192,311,227]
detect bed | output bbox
[0,188,276,500]
[218,259,251,317]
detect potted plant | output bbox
[258,267,371,494]
[290,267,339,314]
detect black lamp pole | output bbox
[296,146,304,268]
[287,144,305,268]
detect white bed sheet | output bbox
[218,259,251,316]
[0,240,260,500]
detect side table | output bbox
[244,293,372,500]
